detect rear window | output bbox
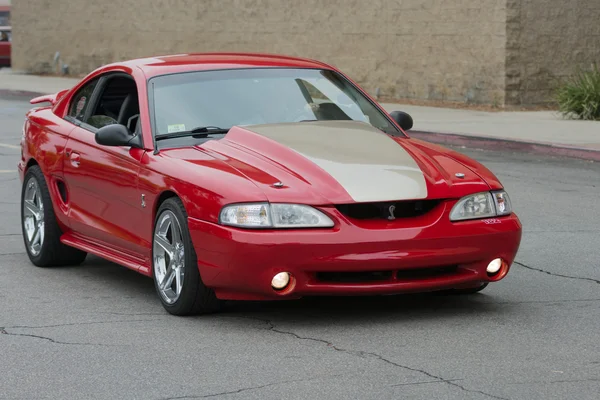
[68,79,99,121]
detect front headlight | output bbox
[219,203,272,228]
[220,203,334,228]
[450,190,512,221]
[491,190,512,216]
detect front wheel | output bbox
[152,198,221,315]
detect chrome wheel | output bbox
[23,177,45,256]
[153,210,185,304]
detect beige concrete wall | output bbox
[11,0,506,104]
[506,0,600,105]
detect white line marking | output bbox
[0,143,20,150]
[0,170,16,173]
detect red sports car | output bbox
[19,53,522,315]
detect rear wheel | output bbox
[152,197,221,315]
[21,166,87,267]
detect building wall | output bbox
[11,0,506,104]
[506,0,600,105]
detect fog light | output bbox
[487,258,503,275]
[271,272,290,290]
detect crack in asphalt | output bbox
[490,298,600,305]
[0,319,163,346]
[524,230,600,233]
[7,318,163,330]
[0,252,25,256]
[163,376,335,399]
[0,327,110,346]
[224,316,509,400]
[514,261,600,285]
[392,379,464,387]
[506,378,600,385]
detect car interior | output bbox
[87,76,140,133]
[296,79,352,121]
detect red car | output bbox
[19,53,522,315]
[0,26,10,67]
[0,6,9,67]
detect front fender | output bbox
[409,138,504,190]
[141,149,268,224]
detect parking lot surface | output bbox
[1,94,599,400]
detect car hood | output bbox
[195,121,493,205]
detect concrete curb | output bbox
[409,131,600,162]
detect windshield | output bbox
[150,68,400,137]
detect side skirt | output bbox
[60,232,151,276]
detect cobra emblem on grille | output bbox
[388,205,396,220]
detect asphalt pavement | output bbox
[1,94,599,400]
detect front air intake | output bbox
[336,200,440,220]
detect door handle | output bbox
[70,152,81,167]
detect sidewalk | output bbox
[380,103,600,161]
[0,69,80,95]
[1,70,598,161]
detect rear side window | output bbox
[68,79,98,122]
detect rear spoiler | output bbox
[30,89,70,106]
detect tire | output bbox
[152,197,221,316]
[21,165,87,267]
[440,283,489,295]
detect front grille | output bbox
[314,265,459,285]
[396,265,458,280]
[336,200,440,220]
[316,271,393,283]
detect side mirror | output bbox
[390,111,414,131]
[95,124,142,148]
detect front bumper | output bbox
[0,50,10,66]
[188,202,522,301]
[17,159,25,181]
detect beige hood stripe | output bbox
[244,121,428,202]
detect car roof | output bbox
[108,53,334,78]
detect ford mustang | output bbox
[19,53,522,315]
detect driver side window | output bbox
[85,75,140,133]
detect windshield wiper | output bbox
[155,126,230,141]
